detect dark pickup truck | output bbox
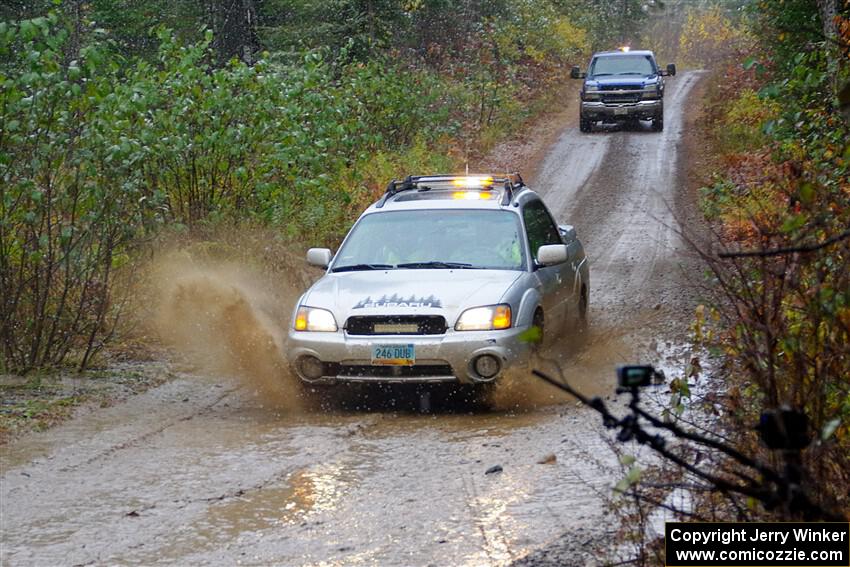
[571,48,676,133]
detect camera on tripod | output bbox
[616,365,660,389]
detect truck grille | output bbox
[601,93,641,104]
[346,315,447,335]
[600,85,642,105]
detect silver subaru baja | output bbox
[287,174,589,387]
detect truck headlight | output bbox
[642,83,659,98]
[294,306,338,332]
[585,84,600,92]
[455,304,512,331]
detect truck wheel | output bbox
[652,112,664,132]
[579,115,592,133]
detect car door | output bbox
[522,199,571,331]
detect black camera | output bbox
[616,365,656,388]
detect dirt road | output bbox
[0,72,704,566]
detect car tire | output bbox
[472,383,497,410]
[579,115,592,133]
[576,285,589,331]
[528,308,546,352]
[652,112,664,132]
[563,285,589,336]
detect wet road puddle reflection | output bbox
[125,462,355,564]
[203,464,349,535]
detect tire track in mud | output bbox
[504,70,707,566]
[534,71,704,342]
[54,386,239,474]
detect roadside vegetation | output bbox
[607,1,849,561]
[696,0,849,516]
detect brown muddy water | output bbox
[0,72,706,566]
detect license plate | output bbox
[371,344,415,366]
[614,107,628,115]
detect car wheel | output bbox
[563,285,589,336]
[296,380,335,409]
[472,383,497,410]
[532,308,545,349]
[579,115,592,133]
[576,285,589,331]
[652,112,664,132]
[446,383,495,410]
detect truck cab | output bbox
[571,48,676,133]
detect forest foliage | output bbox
[677,0,850,521]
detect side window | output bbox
[522,200,561,261]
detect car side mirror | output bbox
[536,244,568,267]
[666,63,676,76]
[306,248,333,268]
[570,66,585,79]
[558,224,577,243]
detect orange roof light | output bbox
[452,190,493,200]
[452,176,493,188]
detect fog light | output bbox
[297,356,325,381]
[473,355,500,380]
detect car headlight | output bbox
[643,83,659,93]
[455,304,512,331]
[585,84,600,92]
[294,306,338,332]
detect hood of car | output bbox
[586,76,658,89]
[302,269,523,325]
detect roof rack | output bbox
[375,173,526,208]
[501,172,525,206]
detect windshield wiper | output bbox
[616,72,644,75]
[332,263,394,273]
[396,261,478,269]
[591,72,613,77]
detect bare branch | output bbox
[718,228,850,258]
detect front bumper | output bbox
[286,326,533,385]
[581,99,662,121]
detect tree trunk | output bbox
[64,0,84,64]
[816,0,839,41]
[211,0,259,64]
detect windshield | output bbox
[589,54,655,77]
[332,210,526,271]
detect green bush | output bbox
[0,15,159,372]
[716,89,780,152]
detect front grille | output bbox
[602,93,641,104]
[338,364,454,378]
[346,315,447,335]
[601,84,642,91]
